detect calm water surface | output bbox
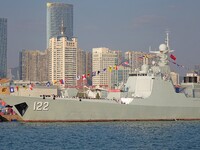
[0,121,200,150]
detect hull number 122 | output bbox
[33,102,49,111]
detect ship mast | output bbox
[165,31,170,50]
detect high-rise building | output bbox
[47,2,73,47]
[92,47,118,88]
[19,50,48,81]
[48,35,78,86]
[77,49,86,78]
[76,50,93,87]
[85,51,92,85]
[0,18,7,78]
[113,50,123,65]
[7,67,20,80]
[111,65,131,89]
[125,51,145,73]
[124,51,156,73]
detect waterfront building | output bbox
[48,32,78,86]
[111,65,131,89]
[19,50,48,82]
[47,2,73,47]
[77,49,86,79]
[113,50,123,65]
[125,51,156,73]
[92,47,118,88]
[85,51,92,85]
[0,18,7,78]
[76,49,86,87]
[76,50,92,87]
[7,67,20,80]
[125,51,145,73]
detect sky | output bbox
[0,0,200,74]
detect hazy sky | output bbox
[1,0,200,73]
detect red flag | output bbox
[29,84,33,90]
[82,74,86,80]
[1,100,6,106]
[116,65,118,70]
[170,54,176,61]
[123,62,129,65]
[59,79,64,84]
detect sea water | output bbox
[0,121,200,150]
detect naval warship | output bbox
[1,34,200,122]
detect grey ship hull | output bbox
[1,79,200,122]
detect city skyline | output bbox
[0,0,200,72]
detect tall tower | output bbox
[47,3,73,47]
[0,18,7,78]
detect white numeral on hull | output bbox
[33,102,49,111]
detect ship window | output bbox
[184,76,198,83]
[129,74,137,76]
[184,77,189,83]
[193,77,197,83]
[189,77,192,83]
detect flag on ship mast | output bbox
[82,74,86,80]
[46,81,50,87]
[102,68,106,73]
[29,84,33,90]
[92,72,96,77]
[76,75,80,80]
[10,87,14,93]
[170,54,176,61]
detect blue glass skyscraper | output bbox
[0,18,7,78]
[47,3,73,47]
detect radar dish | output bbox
[159,44,167,51]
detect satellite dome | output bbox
[159,44,167,51]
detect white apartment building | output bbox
[48,36,78,86]
[92,47,117,88]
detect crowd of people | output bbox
[0,100,15,115]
